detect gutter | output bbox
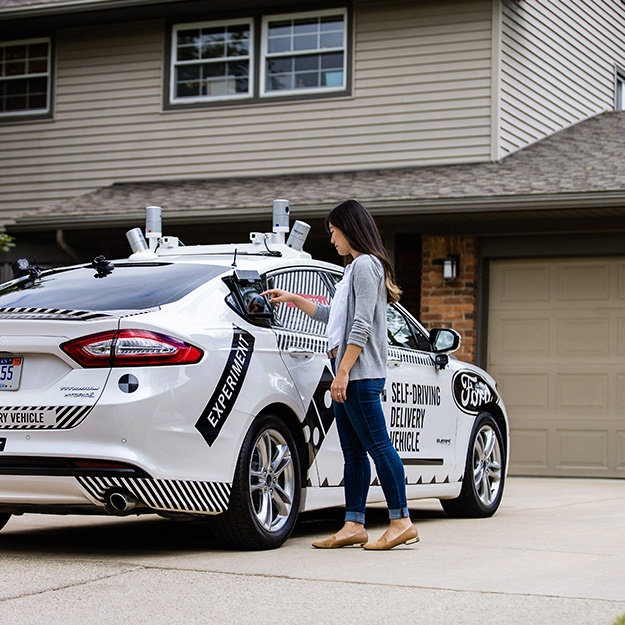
[0,0,173,18]
[55,228,82,262]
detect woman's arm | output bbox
[332,257,383,403]
[331,343,362,403]
[347,256,383,348]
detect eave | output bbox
[9,191,625,232]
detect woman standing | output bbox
[263,199,419,550]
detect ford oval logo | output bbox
[452,371,495,415]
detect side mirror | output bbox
[430,328,461,354]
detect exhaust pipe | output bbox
[104,489,140,516]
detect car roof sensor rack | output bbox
[126,200,312,261]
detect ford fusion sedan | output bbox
[0,205,509,549]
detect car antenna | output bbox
[231,248,237,268]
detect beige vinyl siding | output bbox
[0,0,493,222]
[498,0,625,157]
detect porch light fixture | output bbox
[434,255,459,281]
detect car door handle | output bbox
[387,358,402,368]
[287,348,315,360]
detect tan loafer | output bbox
[312,528,369,549]
[362,525,419,551]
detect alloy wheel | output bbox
[472,423,503,507]
[249,428,296,533]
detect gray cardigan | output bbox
[312,253,388,380]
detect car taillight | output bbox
[61,330,204,368]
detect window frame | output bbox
[166,7,350,109]
[170,18,254,104]
[0,37,52,120]
[266,267,338,335]
[259,8,348,98]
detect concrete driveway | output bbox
[0,477,623,625]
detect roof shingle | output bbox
[13,112,625,228]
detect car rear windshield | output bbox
[0,263,228,312]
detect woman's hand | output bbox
[330,345,362,403]
[331,370,349,403]
[260,288,293,306]
[261,289,319,318]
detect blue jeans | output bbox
[333,376,409,524]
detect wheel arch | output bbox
[479,401,508,456]
[209,402,305,549]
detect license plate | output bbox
[0,357,23,391]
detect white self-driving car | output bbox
[0,204,509,549]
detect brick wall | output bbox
[420,235,478,363]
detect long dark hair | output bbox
[325,199,402,303]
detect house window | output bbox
[261,10,347,96]
[171,20,253,102]
[168,8,348,106]
[0,38,51,117]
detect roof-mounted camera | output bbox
[126,206,161,260]
[249,199,310,252]
[126,199,311,261]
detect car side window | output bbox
[266,269,335,336]
[387,305,431,352]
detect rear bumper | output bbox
[0,472,231,516]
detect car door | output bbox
[385,305,459,485]
[265,267,341,487]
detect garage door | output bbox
[487,257,625,477]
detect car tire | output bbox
[210,413,301,550]
[440,412,505,518]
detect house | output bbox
[1,0,625,478]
